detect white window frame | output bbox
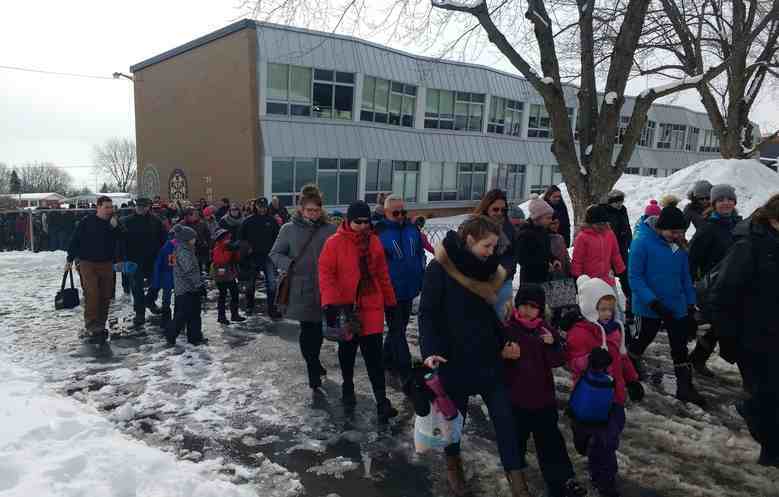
[488,97,524,137]
[527,104,551,138]
[427,162,459,202]
[361,76,417,127]
[457,163,488,201]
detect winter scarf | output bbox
[356,229,374,296]
[598,318,621,336]
[434,231,506,305]
[220,213,243,229]
[512,311,543,330]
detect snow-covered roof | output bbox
[0,193,66,201]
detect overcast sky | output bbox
[2,1,778,190]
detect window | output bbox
[457,163,488,201]
[364,160,419,203]
[425,90,484,131]
[271,157,358,206]
[427,162,459,201]
[639,120,656,147]
[685,127,700,151]
[657,123,687,150]
[624,167,640,175]
[700,129,720,153]
[527,104,551,138]
[365,159,393,204]
[644,168,658,177]
[529,164,559,194]
[616,116,631,144]
[488,97,524,137]
[361,76,416,127]
[266,63,354,120]
[493,164,527,200]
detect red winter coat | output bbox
[566,320,638,405]
[571,227,626,286]
[319,222,397,335]
[211,237,240,282]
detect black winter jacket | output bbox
[419,232,506,396]
[516,221,553,284]
[67,214,121,263]
[120,213,167,273]
[709,219,779,353]
[497,219,518,280]
[688,213,741,280]
[603,203,632,260]
[240,213,280,264]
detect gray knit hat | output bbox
[691,180,713,200]
[528,197,554,221]
[710,184,737,204]
[606,189,625,203]
[172,224,196,242]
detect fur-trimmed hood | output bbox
[434,234,507,305]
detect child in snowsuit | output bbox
[562,275,644,497]
[166,225,207,346]
[211,228,245,324]
[502,284,587,497]
[151,233,177,325]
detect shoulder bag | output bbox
[275,225,321,308]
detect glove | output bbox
[718,336,739,364]
[323,306,339,328]
[649,300,674,321]
[559,308,584,331]
[627,381,645,402]
[588,347,613,371]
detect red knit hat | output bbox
[644,199,661,217]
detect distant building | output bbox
[760,135,779,171]
[130,19,731,212]
[0,193,66,208]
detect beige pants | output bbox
[78,261,114,332]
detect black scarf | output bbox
[442,231,500,282]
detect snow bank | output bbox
[0,359,258,497]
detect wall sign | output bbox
[140,165,160,199]
[169,168,188,201]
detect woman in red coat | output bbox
[319,201,398,422]
[571,205,626,287]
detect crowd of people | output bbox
[52,179,779,497]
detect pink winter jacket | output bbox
[571,227,626,286]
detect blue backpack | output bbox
[569,369,615,424]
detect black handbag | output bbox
[55,269,80,310]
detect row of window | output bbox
[265,62,719,151]
[624,167,681,177]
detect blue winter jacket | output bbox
[151,238,178,290]
[375,218,426,301]
[629,226,696,319]
[633,215,658,241]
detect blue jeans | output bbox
[246,257,277,310]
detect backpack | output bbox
[568,369,615,425]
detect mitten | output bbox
[559,308,584,331]
[588,347,613,371]
[627,381,645,402]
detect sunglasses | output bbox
[490,207,509,214]
[352,218,371,225]
[391,209,407,217]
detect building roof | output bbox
[0,193,66,201]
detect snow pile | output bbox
[0,359,258,497]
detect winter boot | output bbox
[230,306,246,322]
[160,307,171,327]
[628,352,645,381]
[377,398,399,424]
[318,362,327,377]
[758,446,779,467]
[562,478,588,497]
[268,304,282,320]
[217,311,230,324]
[146,295,162,315]
[674,364,707,407]
[342,382,356,408]
[446,455,467,497]
[132,314,146,327]
[690,340,716,378]
[736,400,762,443]
[505,469,532,497]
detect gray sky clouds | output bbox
[2,1,777,190]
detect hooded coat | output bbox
[516,220,554,284]
[688,212,742,280]
[419,231,507,395]
[571,226,626,286]
[318,221,397,334]
[374,217,426,301]
[566,276,639,406]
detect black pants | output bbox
[338,333,386,403]
[168,292,203,343]
[300,321,325,387]
[216,281,239,315]
[383,299,413,376]
[745,354,779,458]
[514,406,575,496]
[617,270,631,317]
[131,268,154,318]
[629,316,689,365]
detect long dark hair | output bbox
[474,189,508,217]
[543,185,562,204]
[752,193,779,226]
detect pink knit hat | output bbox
[528,197,554,221]
[644,199,661,217]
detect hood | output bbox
[434,232,506,305]
[336,219,372,244]
[576,275,627,354]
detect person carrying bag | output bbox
[55,268,80,310]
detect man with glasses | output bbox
[374,195,425,381]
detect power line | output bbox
[0,64,116,80]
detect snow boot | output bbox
[318,362,327,377]
[132,314,146,327]
[758,447,779,467]
[674,364,707,407]
[342,382,356,408]
[230,307,246,323]
[628,352,645,381]
[160,308,171,327]
[268,305,282,320]
[562,478,588,497]
[446,455,467,497]
[505,469,532,497]
[146,295,162,315]
[736,400,762,443]
[217,312,230,325]
[690,337,716,378]
[377,398,398,424]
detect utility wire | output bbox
[0,64,116,80]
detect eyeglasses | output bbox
[490,207,509,214]
[352,218,371,225]
[391,209,407,217]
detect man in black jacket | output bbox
[602,189,634,323]
[240,197,281,317]
[66,196,122,339]
[120,197,167,326]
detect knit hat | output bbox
[585,205,609,225]
[644,199,662,217]
[606,190,625,203]
[691,180,713,200]
[136,197,151,207]
[346,201,371,222]
[508,205,526,221]
[172,224,196,242]
[655,206,687,230]
[213,228,230,241]
[203,206,214,218]
[515,284,546,310]
[709,184,737,205]
[660,194,680,208]
[528,197,554,221]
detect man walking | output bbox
[120,197,167,326]
[240,197,281,317]
[375,195,425,380]
[66,196,122,341]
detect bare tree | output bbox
[250,0,732,221]
[18,162,73,194]
[0,163,9,194]
[92,138,137,193]
[640,0,779,158]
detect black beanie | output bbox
[655,206,687,230]
[585,205,610,225]
[347,201,371,222]
[515,284,546,310]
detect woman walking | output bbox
[270,185,337,391]
[318,200,398,423]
